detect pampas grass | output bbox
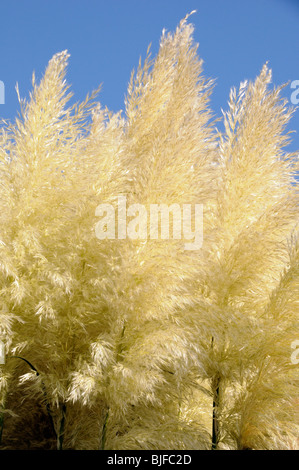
[0,13,298,450]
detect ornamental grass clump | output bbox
[0,13,298,450]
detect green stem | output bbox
[6,356,56,441]
[210,337,220,450]
[0,409,4,445]
[212,378,220,450]
[8,355,39,373]
[101,407,109,450]
[57,404,67,450]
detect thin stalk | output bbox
[8,355,39,373]
[57,404,67,450]
[0,410,4,445]
[7,356,56,441]
[212,378,220,450]
[100,323,124,450]
[115,324,126,362]
[210,337,220,450]
[101,407,109,450]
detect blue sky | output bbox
[0,0,298,152]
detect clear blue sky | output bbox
[0,0,298,152]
